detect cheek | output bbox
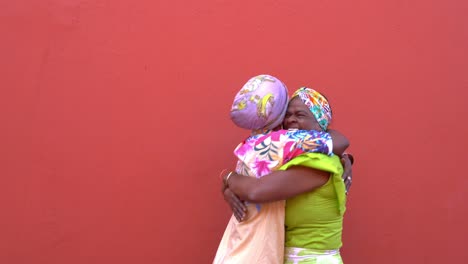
[311,122,322,131]
[298,119,319,130]
[295,118,309,129]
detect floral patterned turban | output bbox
[292,87,332,130]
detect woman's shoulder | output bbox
[280,153,342,174]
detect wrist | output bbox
[223,171,235,188]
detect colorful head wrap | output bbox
[230,74,289,132]
[292,87,332,130]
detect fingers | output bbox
[230,193,246,222]
[346,178,352,191]
[233,204,245,222]
[343,176,352,194]
[234,208,245,222]
[341,155,353,194]
[342,156,352,168]
[234,210,243,222]
[346,175,352,193]
[342,153,354,165]
[224,189,246,222]
[234,197,247,214]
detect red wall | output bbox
[1,0,468,263]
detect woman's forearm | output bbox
[227,166,329,203]
[328,129,350,156]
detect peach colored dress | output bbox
[214,129,332,264]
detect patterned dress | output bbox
[213,129,332,264]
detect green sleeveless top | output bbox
[279,153,346,250]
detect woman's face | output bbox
[283,97,322,131]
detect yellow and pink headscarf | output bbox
[292,87,332,131]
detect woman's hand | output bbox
[223,188,246,222]
[341,153,354,194]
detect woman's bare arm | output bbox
[328,129,349,156]
[225,166,329,203]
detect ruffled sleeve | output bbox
[279,153,346,214]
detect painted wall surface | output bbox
[1,0,467,263]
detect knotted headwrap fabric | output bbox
[292,87,332,131]
[230,74,289,132]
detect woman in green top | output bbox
[223,87,352,263]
